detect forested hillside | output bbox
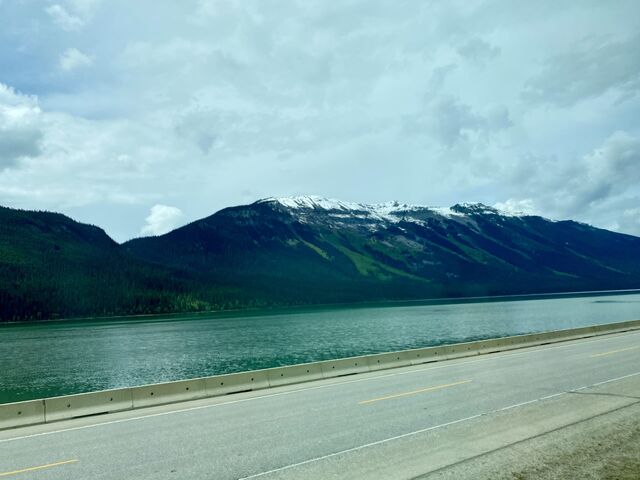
[2,197,640,322]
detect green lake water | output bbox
[1,292,640,403]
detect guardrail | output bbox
[1,319,639,431]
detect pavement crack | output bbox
[568,391,640,400]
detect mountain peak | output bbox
[255,196,524,220]
[451,203,499,214]
[257,195,367,211]
[258,195,447,213]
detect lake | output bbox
[1,291,640,403]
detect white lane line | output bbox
[237,371,640,479]
[588,371,640,388]
[496,392,566,413]
[571,372,640,392]
[2,330,639,444]
[237,414,486,480]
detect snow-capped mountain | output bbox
[258,195,510,221]
[255,196,530,233]
[3,196,640,321]
[123,194,640,305]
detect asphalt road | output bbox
[1,329,639,479]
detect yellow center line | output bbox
[359,380,472,405]
[590,346,639,358]
[0,459,78,477]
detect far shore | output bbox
[2,288,640,326]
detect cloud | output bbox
[45,1,101,31]
[494,198,537,216]
[140,204,184,236]
[45,4,85,31]
[406,96,512,147]
[578,131,640,204]
[431,97,484,146]
[59,48,93,72]
[0,84,43,168]
[0,85,170,229]
[524,33,640,106]
[499,131,640,234]
[1,0,640,241]
[428,64,457,91]
[457,38,500,66]
[66,0,102,18]
[616,207,640,234]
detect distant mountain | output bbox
[2,196,640,321]
[124,195,640,301]
[0,206,232,321]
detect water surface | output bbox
[1,292,639,403]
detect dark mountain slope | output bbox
[0,206,209,321]
[123,202,435,304]
[2,196,639,322]
[124,196,640,301]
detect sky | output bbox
[0,0,639,241]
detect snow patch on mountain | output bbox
[257,195,527,221]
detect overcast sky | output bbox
[1,0,639,241]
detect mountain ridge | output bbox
[2,197,640,322]
[255,195,527,218]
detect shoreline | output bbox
[2,287,640,326]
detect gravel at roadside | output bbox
[427,398,640,480]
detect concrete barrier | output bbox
[319,356,370,378]
[1,318,639,431]
[475,339,504,354]
[366,351,412,371]
[131,378,207,408]
[45,388,133,422]
[204,370,270,396]
[535,331,561,344]
[266,363,324,387]
[618,320,640,330]
[408,346,448,365]
[504,334,535,349]
[0,400,44,429]
[443,342,481,360]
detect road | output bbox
[1,329,639,479]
